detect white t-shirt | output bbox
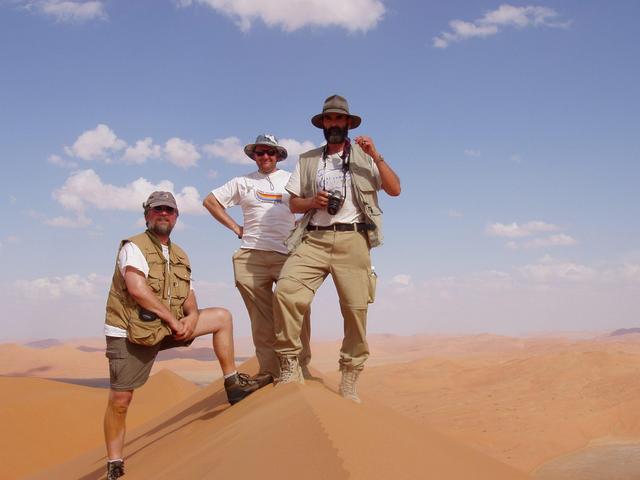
[104,242,192,337]
[212,169,294,254]
[287,151,381,227]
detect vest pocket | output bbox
[127,317,170,346]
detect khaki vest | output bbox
[104,230,192,346]
[285,143,384,252]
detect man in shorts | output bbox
[103,191,258,480]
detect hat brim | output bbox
[244,144,288,162]
[311,111,361,129]
[146,200,178,210]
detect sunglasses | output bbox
[254,149,277,157]
[151,205,176,214]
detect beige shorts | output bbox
[105,336,192,391]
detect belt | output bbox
[306,222,373,232]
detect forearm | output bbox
[290,195,315,213]
[203,194,242,237]
[129,288,176,325]
[374,156,401,196]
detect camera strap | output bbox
[321,138,351,199]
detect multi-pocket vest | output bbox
[285,143,384,252]
[104,230,191,346]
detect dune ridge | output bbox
[27,364,529,480]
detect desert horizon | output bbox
[3,329,640,479]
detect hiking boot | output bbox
[339,367,362,404]
[251,372,274,388]
[107,460,125,480]
[224,372,259,405]
[275,355,304,385]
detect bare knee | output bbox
[108,390,133,416]
[199,307,233,334]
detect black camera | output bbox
[326,190,344,215]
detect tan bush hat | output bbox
[311,94,361,129]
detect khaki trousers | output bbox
[274,230,373,370]
[233,248,311,377]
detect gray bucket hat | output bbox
[143,191,178,211]
[244,134,288,161]
[311,94,361,129]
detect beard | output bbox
[323,126,348,144]
[148,219,174,237]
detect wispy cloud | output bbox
[434,4,569,49]
[464,149,481,157]
[47,154,78,169]
[15,272,108,300]
[176,0,385,33]
[18,0,107,23]
[122,138,162,164]
[486,221,560,238]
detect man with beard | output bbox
[203,134,312,387]
[102,191,258,480]
[273,95,401,403]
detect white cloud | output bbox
[178,0,385,33]
[519,259,596,284]
[48,154,78,169]
[45,213,92,228]
[15,273,107,300]
[434,4,568,48]
[164,137,201,168]
[391,274,412,286]
[464,149,481,157]
[486,221,560,238]
[522,234,577,249]
[19,0,106,23]
[51,169,205,221]
[203,136,250,165]
[207,169,219,179]
[122,137,162,164]
[64,124,126,161]
[279,138,316,161]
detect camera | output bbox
[326,189,344,215]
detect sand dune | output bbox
[29,367,529,480]
[1,370,199,479]
[356,348,640,472]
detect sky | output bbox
[0,0,638,341]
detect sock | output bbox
[108,458,123,463]
[223,370,238,380]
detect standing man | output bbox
[203,135,312,387]
[103,191,258,480]
[273,95,401,403]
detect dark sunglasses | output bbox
[254,149,277,157]
[151,205,176,214]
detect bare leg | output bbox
[192,307,236,376]
[104,389,133,460]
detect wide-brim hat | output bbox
[143,191,178,211]
[243,134,288,161]
[311,94,361,129]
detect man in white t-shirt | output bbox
[203,134,312,388]
[103,191,258,480]
[273,95,401,403]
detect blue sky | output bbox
[1,0,638,340]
